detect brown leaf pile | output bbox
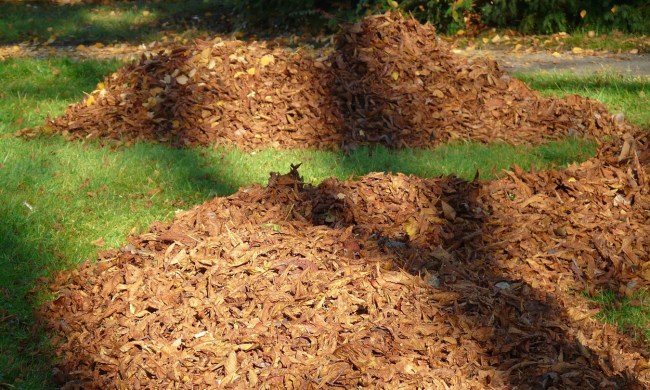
[42,133,650,389]
[43,13,630,150]
[484,131,650,296]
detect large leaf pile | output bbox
[44,13,631,150]
[42,132,650,388]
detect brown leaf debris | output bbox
[41,133,650,388]
[41,13,633,150]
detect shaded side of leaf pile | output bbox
[43,13,631,150]
[42,133,650,389]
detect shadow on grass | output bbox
[0,0,337,46]
[0,137,242,387]
[0,211,57,388]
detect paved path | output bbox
[456,49,650,77]
[2,42,649,78]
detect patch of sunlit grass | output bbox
[514,71,650,128]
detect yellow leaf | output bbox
[86,95,96,107]
[94,42,104,48]
[142,10,150,16]
[404,216,418,238]
[580,9,587,18]
[225,351,237,375]
[97,82,105,90]
[432,89,444,98]
[391,71,399,81]
[247,67,256,75]
[200,47,211,61]
[571,47,584,54]
[260,54,275,67]
[176,74,189,85]
[172,120,180,128]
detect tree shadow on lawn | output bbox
[0,210,58,389]
[0,0,334,46]
[0,137,242,388]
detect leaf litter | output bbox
[36,11,650,389]
[34,13,634,150]
[41,130,650,388]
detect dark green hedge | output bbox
[230,0,650,35]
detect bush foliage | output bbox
[231,0,650,34]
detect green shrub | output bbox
[225,0,650,35]
[480,0,650,34]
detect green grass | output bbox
[1,55,648,388]
[0,57,121,129]
[0,0,223,45]
[561,30,648,52]
[515,72,650,128]
[593,291,650,342]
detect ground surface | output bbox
[31,13,650,389]
[1,5,649,389]
[2,44,650,78]
[459,50,650,76]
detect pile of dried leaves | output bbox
[41,12,631,150]
[42,132,650,388]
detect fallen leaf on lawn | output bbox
[91,238,106,247]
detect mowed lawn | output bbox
[0,55,648,388]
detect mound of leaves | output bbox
[42,133,650,389]
[42,12,631,150]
